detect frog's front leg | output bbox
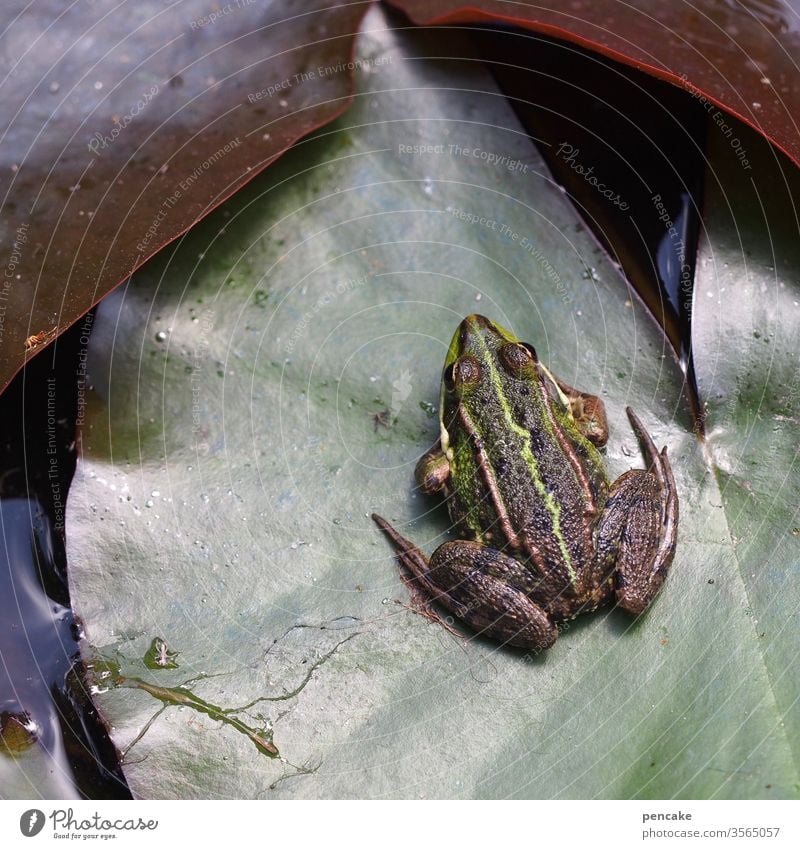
[554,376,609,446]
[414,441,450,493]
[372,514,558,649]
[592,408,679,615]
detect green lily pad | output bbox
[693,123,800,783]
[65,7,798,798]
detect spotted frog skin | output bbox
[373,314,678,650]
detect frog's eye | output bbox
[500,343,536,375]
[444,356,482,394]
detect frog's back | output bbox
[443,358,608,597]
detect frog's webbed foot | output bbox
[554,377,608,446]
[372,514,557,650]
[594,408,679,615]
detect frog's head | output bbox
[443,314,539,403]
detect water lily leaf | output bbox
[693,123,800,779]
[65,7,797,798]
[389,0,800,170]
[0,0,368,396]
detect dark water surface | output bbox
[0,315,130,798]
[475,25,705,406]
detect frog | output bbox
[372,314,678,650]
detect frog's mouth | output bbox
[445,314,520,368]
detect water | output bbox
[474,26,705,421]
[0,315,129,798]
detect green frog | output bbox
[373,314,678,650]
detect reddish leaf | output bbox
[0,0,369,394]
[388,0,800,168]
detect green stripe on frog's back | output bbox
[468,322,579,587]
[447,423,486,543]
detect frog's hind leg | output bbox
[371,514,457,633]
[593,408,678,615]
[372,514,557,650]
